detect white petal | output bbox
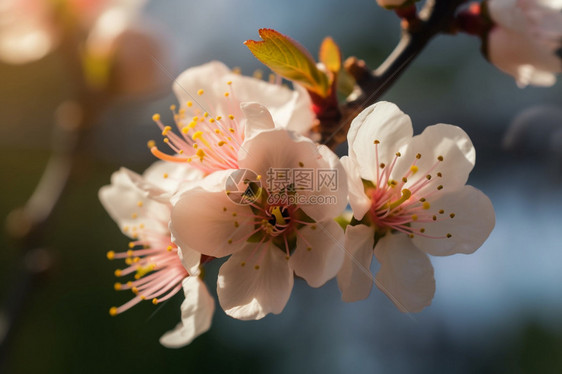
[240,102,275,140]
[142,161,204,197]
[239,129,345,222]
[99,168,169,237]
[159,276,215,348]
[395,124,475,197]
[282,84,315,135]
[170,183,254,259]
[337,224,375,302]
[173,61,231,107]
[374,234,435,313]
[411,185,495,256]
[289,219,345,288]
[347,102,413,182]
[224,72,314,133]
[488,27,560,87]
[217,243,294,320]
[175,237,201,275]
[341,156,371,221]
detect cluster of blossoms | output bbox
[100,61,494,347]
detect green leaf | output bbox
[245,28,330,97]
[319,36,341,75]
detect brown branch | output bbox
[320,0,468,149]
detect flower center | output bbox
[366,139,454,239]
[107,200,188,316]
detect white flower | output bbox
[170,113,347,320]
[99,161,214,348]
[486,0,562,86]
[337,102,495,312]
[0,0,145,64]
[149,61,314,174]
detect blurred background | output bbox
[1,0,561,373]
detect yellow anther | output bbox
[186,101,193,107]
[106,251,115,260]
[411,214,418,221]
[395,152,401,157]
[125,258,132,265]
[152,298,158,305]
[128,242,135,248]
[114,269,122,277]
[123,226,129,232]
[203,112,209,118]
[192,131,204,141]
[197,89,204,96]
[216,116,222,121]
[423,202,431,210]
[224,92,230,97]
[229,128,235,133]
[386,189,412,211]
[114,283,122,291]
[163,173,169,179]
[163,138,169,143]
[126,281,132,287]
[218,141,226,146]
[228,114,234,120]
[374,140,380,144]
[170,104,176,111]
[109,307,118,316]
[181,127,190,134]
[131,213,138,219]
[132,287,139,294]
[137,201,143,207]
[240,261,246,267]
[167,245,173,251]
[127,249,134,257]
[162,126,172,136]
[227,80,233,85]
[196,149,205,161]
[140,295,146,300]
[152,113,161,121]
[410,165,419,174]
[209,118,215,123]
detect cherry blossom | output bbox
[149,61,314,174]
[486,0,562,86]
[337,102,495,312]
[99,161,214,347]
[170,110,347,320]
